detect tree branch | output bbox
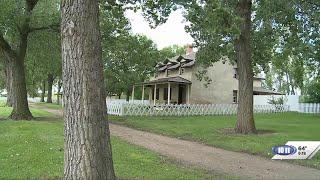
[0,34,16,59]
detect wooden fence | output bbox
[299,103,320,114]
[107,103,290,116]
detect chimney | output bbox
[185,44,193,55]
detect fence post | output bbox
[119,103,124,116]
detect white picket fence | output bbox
[107,103,290,116]
[299,103,320,114]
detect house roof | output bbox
[234,87,284,95]
[136,76,192,86]
[167,63,180,70]
[253,77,266,80]
[182,52,196,60]
[156,52,196,71]
[253,87,284,95]
[181,60,195,67]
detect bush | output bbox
[304,79,320,103]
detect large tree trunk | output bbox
[40,80,46,102]
[234,0,256,134]
[61,0,116,179]
[46,73,54,103]
[9,57,33,120]
[4,57,13,107]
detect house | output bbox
[133,45,283,105]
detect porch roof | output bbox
[253,87,284,95]
[234,87,284,95]
[136,76,191,86]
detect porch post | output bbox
[141,85,145,101]
[187,84,190,104]
[131,85,135,101]
[153,84,157,105]
[168,83,171,105]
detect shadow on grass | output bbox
[32,116,62,122]
[0,117,6,121]
[0,116,61,122]
[217,128,277,136]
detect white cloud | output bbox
[125,9,194,49]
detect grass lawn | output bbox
[0,107,231,180]
[109,112,320,169]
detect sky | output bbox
[125,9,194,50]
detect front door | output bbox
[178,84,185,104]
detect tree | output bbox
[159,45,185,59]
[0,0,59,119]
[103,35,159,101]
[303,78,320,103]
[25,31,61,103]
[61,0,116,179]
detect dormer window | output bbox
[179,68,185,75]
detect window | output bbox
[163,88,172,100]
[166,70,169,77]
[154,72,158,78]
[156,88,159,100]
[179,68,185,75]
[152,88,154,100]
[233,68,238,78]
[151,88,159,100]
[233,90,238,103]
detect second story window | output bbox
[166,70,169,77]
[233,68,238,79]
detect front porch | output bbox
[133,77,192,105]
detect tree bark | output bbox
[40,80,46,102]
[46,73,54,103]
[234,0,256,134]
[61,0,116,179]
[9,57,33,120]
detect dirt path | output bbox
[32,104,320,180]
